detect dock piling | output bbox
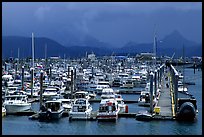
[71,70,74,99]
[40,70,43,109]
[21,66,24,90]
[150,72,154,113]
[31,68,34,99]
[174,74,178,113]
[154,70,157,98]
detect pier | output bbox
[155,69,173,119]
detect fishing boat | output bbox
[3,94,31,114]
[97,98,120,121]
[38,100,64,120]
[69,98,92,120]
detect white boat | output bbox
[115,94,128,113]
[25,87,40,98]
[97,98,120,121]
[138,91,151,107]
[87,90,96,99]
[74,91,91,101]
[2,106,6,117]
[57,98,72,112]
[42,86,59,100]
[135,110,153,121]
[6,86,19,95]
[2,75,14,87]
[39,100,64,120]
[69,98,92,120]
[178,86,188,92]
[95,81,110,95]
[3,94,31,114]
[138,90,157,107]
[112,77,122,87]
[101,88,115,99]
[120,79,134,89]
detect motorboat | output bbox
[39,100,64,120]
[57,98,72,113]
[97,98,120,121]
[69,98,92,120]
[95,81,110,95]
[25,87,40,98]
[115,94,128,113]
[42,86,60,100]
[74,91,91,101]
[100,88,115,99]
[138,91,151,107]
[2,75,14,87]
[135,110,152,121]
[3,94,31,114]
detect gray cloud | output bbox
[2,2,202,47]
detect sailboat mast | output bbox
[153,26,157,67]
[32,33,35,69]
[17,48,20,70]
[45,44,47,60]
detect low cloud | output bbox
[34,6,51,21]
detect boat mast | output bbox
[31,32,35,98]
[17,48,20,71]
[153,25,157,68]
[32,33,35,69]
[45,43,47,60]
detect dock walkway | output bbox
[156,70,173,118]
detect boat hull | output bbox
[4,103,31,114]
[97,115,118,121]
[39,109,64,120]
[69,112,91,120]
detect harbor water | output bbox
[2,68,202,135]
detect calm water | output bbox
[2,68,202,135]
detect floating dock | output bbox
[155,71,174,120]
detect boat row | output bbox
[36,88,128,122]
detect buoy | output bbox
[125,105,128,113]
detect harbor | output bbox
[2,53,201,132]
[2,66,202,135]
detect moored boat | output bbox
[3,94,31,114]
[97,98,120,121]
[69,98,92,120]
[39,100,64,120]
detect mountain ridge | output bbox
[2,30,202,59]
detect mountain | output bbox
[2,36,112,59]
[2,30,202,59]
[2,36,69,59]
[120,30,202,57]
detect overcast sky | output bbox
[2,2,202,47]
